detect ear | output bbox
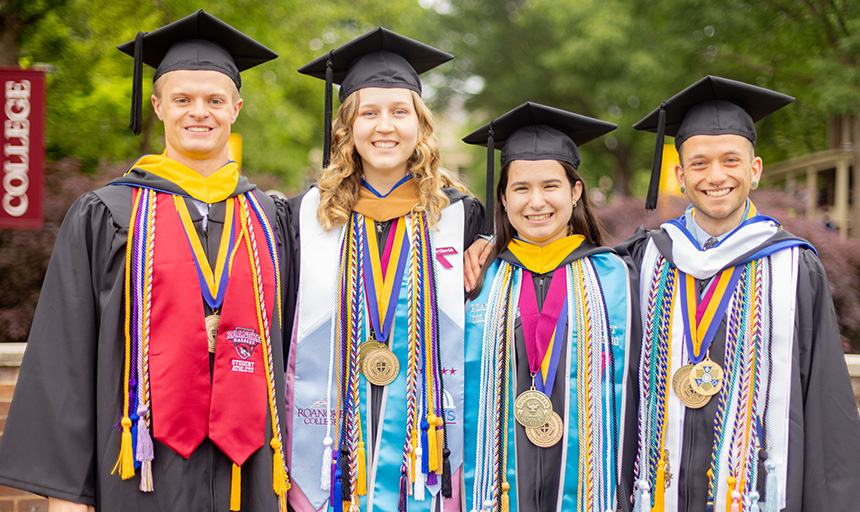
[231,98,243,124]
[674,162,686,193]
[750,155,763,188]
[571,180,583,204]
[151,94,164,121]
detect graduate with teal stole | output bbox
[462,103,634,512]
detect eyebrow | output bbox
[358,101,412,109]
[509,178,564,187]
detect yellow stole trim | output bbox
[129,152,240,203]
[352,179,420,222]
[508,235,586,275]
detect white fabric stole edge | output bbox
[639,238,795,510]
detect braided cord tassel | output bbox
[113,188,144,481]
[136,190,157,491]
[239,196,289,509]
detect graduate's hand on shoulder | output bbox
[48,498,94,512]
[464,237,493,292]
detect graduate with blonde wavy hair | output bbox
[281,28,486,512]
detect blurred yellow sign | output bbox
[660,144,683,197]
[228,133,243,170]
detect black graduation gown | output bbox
[493,241,639,512]
[0,170,290,511]
[615,226,860,511]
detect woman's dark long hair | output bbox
[468,160,605,299]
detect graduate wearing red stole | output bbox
[0,11,291,512]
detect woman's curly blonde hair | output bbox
[316,89,468,231]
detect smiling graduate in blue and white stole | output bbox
[462,102,636,512]
[620,76,860,512]
[282,28,487,512]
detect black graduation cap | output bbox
[297,27,453,168]
[117,10,278,135]
[462,101,617,233]
[633,75,794,210]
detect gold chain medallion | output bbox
[673,364,710,409]
[362,346,400,386]
[205,314,220,353]
[525,411,564,447]
[689,358,724,397]
[513,388,552,428]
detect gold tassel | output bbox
[435,417,444,475]
[427,414,438,472]
[501,482,510,512]
[231,463,241,511]
[111,417,135,480]
[653,452,666,511]
[724,476,736,512]
[357,440,367,496]
[271,438,289,497]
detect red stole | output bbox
[148,193,274,466]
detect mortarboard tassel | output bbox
[441,447,452,498]
[230,463,241,511]
[323,54,333,170]
[485,126,495,234]
[645,102,667,211]
[130,31,145,136]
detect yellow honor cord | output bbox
[114,189,143,480]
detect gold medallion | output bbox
[525,411,564,447]
[362,346,400,386]
[358,339,384,371]
[672,364,709,409]
[513,388,552,428]
[205,314,220,353]
[689,358,724,397]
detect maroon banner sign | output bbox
[1,68,45,230]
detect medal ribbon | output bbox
[173,197,236,310]
[536,299,567,397]
[362,216,409,342]
[679,265,744,365]
[518,268,568,388]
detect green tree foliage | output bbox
[426,0,860,195]
[13,0,434,189]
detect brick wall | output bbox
[0,344,46,512]
[0,346,858,511]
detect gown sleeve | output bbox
[789,248,860,510]
[460,196,487,249]
[613,226,651,275]
[0,191,120,505]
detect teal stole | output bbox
[464,252,630,511]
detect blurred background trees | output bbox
[2,0,860,348]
